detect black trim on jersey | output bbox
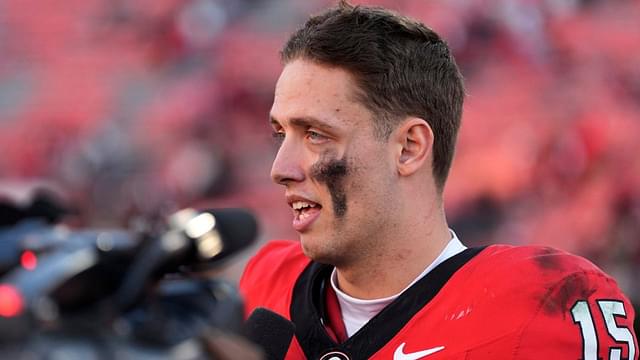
[290,246,486,360]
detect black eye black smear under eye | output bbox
[310,157,349,218]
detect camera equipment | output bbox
[0,194,260,359]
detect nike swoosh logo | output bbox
[393,342,445,360]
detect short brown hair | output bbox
[281,1,465,190]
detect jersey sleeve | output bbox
[515,270,638,360]
[239,240,309,319]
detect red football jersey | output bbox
[240,240,638,360]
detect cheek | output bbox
[349,157,396,209]
[309,156,350,218]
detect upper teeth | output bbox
[292,201,316,210]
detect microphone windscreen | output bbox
[208,208,258,259]
[244,307,295,360]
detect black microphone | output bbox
[244,307,296,360]
[179,208,259,271]
[115,208,259,309]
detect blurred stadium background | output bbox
[0,0,638,322]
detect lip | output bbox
[286,193,322,232]
[292,207,321,232]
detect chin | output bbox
[299,234,340,265]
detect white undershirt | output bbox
[330,230,466,337]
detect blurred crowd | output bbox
[0,0,638,306]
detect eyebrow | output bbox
[269,115,338,132]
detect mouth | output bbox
[288,198,322,232]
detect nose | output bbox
[270,137,305,185]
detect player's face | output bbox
[270,59,399,266]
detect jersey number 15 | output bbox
[571,299,636,360]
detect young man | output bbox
[239,2,638,359]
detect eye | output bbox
[306,130,328,144]
[271,131,285,146]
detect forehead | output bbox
[270,59,373,130]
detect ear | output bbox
[394,117,434,177]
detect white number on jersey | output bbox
[571,300,636,360]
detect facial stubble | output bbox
[307,150,393,268]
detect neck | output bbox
[334,197,451,300]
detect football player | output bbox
[240,2,638,359]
